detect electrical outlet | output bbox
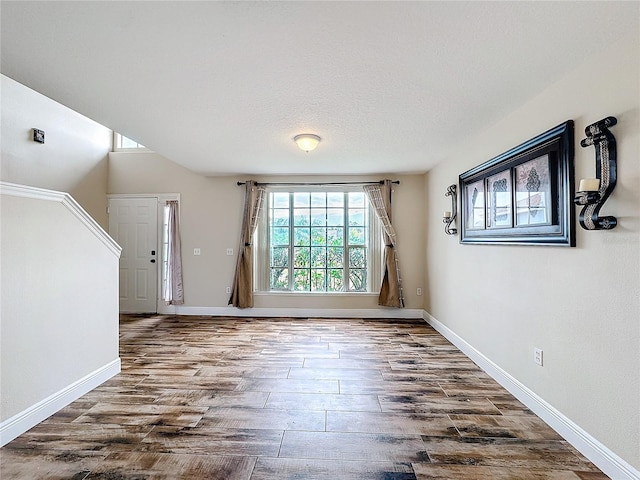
[226,248,234,256]
[534,347,543,366]
[193,248,201,256]
[225,287,231,294]
[416,287,422,296]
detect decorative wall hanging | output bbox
[33,128,45,144]
[443,184,457,235]
[574,116,617,230]
[459,120,575,246]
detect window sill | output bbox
[111,149,154,153]
[255,291,378,297]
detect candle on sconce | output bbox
[443,211,452,218]
[579,178,600,192]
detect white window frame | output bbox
[160,198,181,306]
[113,132,151,152]
[255,186,382,294]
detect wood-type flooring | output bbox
[1,315,609,479]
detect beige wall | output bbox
[0,76,118,443]
[108,155,426,312]
[1,192,120,426]
[425,34,639,470]
[4,30,636,471]
[0,75,112,227]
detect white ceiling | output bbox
[1,1,638,176]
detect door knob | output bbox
[150,259,156,263]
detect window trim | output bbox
[255,186,382,294]
[113,132,151,152]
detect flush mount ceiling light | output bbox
[294,133,321,152]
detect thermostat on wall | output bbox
[33,129,45,144]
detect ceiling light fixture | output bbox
[294,133,321,152]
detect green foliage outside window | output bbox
[268,191,368,292]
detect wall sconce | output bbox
[574,116,617,230]
[443,184,457,235]
[294,133,321,152]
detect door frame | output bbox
[108,193,181,314]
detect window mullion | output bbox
[288,192,294,291]
[344,192,349,292]
[323,195,328,291]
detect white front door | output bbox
[108,197,158,313]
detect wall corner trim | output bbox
[422,311,639,480]
[0,358,121,447]
[0,181,122,257]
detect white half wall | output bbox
[0,183,122,445]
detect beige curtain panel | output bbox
[229,181,266,308]
[163,200,184,305]
[363,180,404,308]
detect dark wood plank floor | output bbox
[1,315,608,479]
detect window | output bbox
[258,189,380,293]
[157,194,180,307]
[161,203,171,298]
[113,132,149,151]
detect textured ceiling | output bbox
[1,1,638,176]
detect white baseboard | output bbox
[172,306,425,319]
[423,311,639,480]
[0,358,121,447]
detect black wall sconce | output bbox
[443,184,457,235]
[574,116,617,230]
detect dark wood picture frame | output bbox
[459,120,575,246]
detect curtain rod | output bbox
[237,180,400,187]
